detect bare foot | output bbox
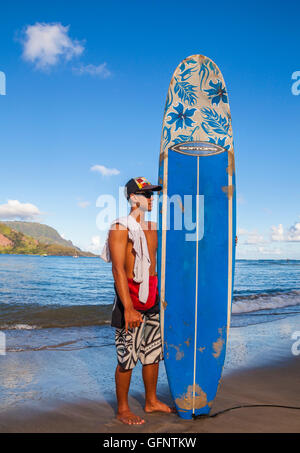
[117,410,145,425]
[144,399,177,414]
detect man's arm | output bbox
[108,224,143,331]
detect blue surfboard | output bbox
[157,55,236,419]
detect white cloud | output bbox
[237,244,284,259]
[73,62,111,78]
[287,221,300,242]
[89,235,103,252]
[21,22,84,69]
[258,246,282,255]
[245,234,265,245]
[0,200,41,220]
[91,165,120,176]
[243,230,266,245]
[237,228,267,244]
[271,220,300,242]
[271,224,285,241]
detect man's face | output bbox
[131,192,153,212]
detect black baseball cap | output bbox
[125,177,162,199]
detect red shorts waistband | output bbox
[127,275,158,311]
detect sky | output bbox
[0,0,299,258]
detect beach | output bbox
[0,256,300,433]
[1,359,300,433]
[0,314,299,433]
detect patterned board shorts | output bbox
[115,312,163,370]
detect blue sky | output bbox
[0,0,299,258]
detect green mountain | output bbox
[3,221,79,249]
[0,221,98,257]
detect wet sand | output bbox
[0,356,299,433]
[0,315,300,433]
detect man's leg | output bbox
[141,313,175,414]
[115,364,145,425]
[142,362,174,413]
[115,324,145,425]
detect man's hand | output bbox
[235,236,238,246]
[125,307,143,332]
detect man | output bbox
[102,177,174,425]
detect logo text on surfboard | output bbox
[170,141,226,156]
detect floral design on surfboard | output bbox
[160,55,233,157]
[167,103,196,131]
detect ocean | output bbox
[0,255,299,411]
[0,255,299,332]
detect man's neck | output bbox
[129,207,146,225]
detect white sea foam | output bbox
[232,290,300,314]
[2,324,38,330]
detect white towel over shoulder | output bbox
[100,215,151,303]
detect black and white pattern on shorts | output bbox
[115,312,163,370]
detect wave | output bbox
[1,290,300,330]
[232,290,300,314]
[0,303,113,330]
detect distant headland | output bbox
[0,221,99,257]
